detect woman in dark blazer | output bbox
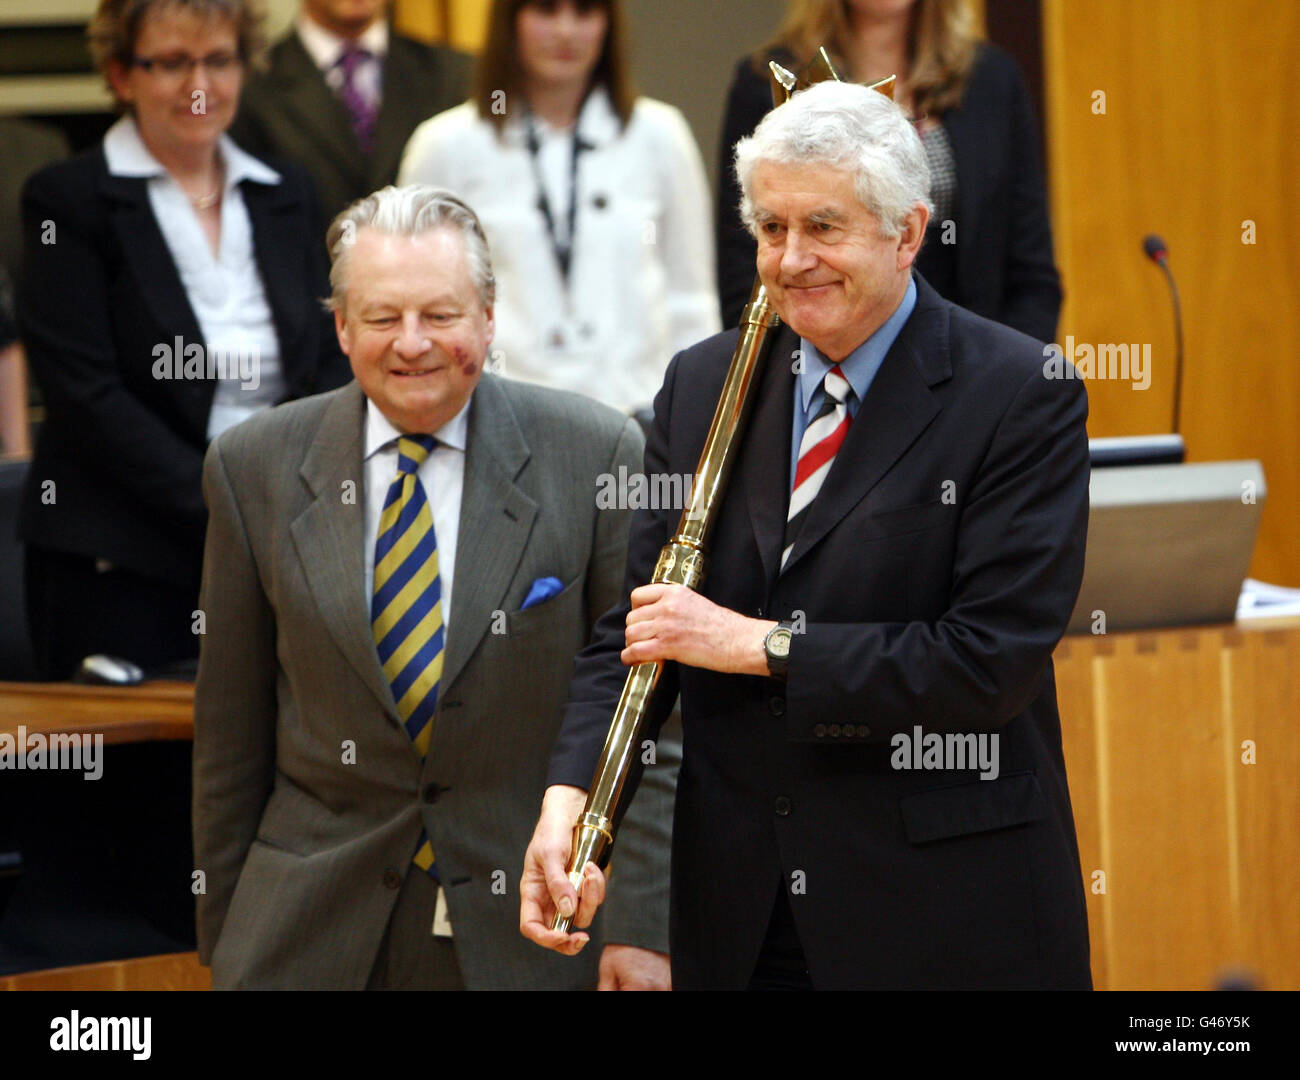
[715,0,1061,344]
[19,0,348,680]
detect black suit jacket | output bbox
[230,28,472,226]
[550,275,1092,989]
[18,147,348,588]
[715,43,1062,343]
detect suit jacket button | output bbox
[857,724,870,738]
[829,723,842,737]
[813,723,827,738]
[382,867,401,889]
[423,783,441,804]
[774,796,792,816]
[769,696,785,716]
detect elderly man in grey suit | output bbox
[193,185,675,989]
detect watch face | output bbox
[769,627,792,658]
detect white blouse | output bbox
[398,87,720,414]
[103,115,286,441]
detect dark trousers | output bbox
[24,545,199,681]
[748,886,814,990]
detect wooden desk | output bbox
[0,951,208,991]
[0,681,194,745]
[2,622,1297,991]
[1055,619,1300,990]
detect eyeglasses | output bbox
[131,51,243,78]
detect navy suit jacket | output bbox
[550,275,1093,989]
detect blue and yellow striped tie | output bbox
[372,434,444,876]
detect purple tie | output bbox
[336,44,378,153]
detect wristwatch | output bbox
[763,620,794,681]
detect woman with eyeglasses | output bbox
[18,0,348,682]
[398,0,719,422]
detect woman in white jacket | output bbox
[398,0,719,417]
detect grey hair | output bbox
[734,80,933,239]
[325,185,497,311]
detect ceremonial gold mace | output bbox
[553,51,896,933]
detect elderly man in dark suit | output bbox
[194,185,675,989]
[230,0,470,224]
[523,80,1092,990]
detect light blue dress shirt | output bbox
[789,277,917,490]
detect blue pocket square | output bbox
[521,576,564,610]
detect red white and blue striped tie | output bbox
[783,365,852,569]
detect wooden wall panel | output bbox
[394,0,491,51]
[1051,639,1108,988]
[1056,623,1300,990]
[1043,1,1300,584]
[1099,632,1234,989]
[1230,629,1300,990]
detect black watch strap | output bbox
[764,620,794,681]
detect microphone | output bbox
[1143,234,1184,435]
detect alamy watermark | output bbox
[1042,336,1151,390]
[50,1012,150,1060]
[0,727,103,780]
[152,336,261,390]
[595,466,700,517]
[891,725,1000,780]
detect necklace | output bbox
[184,159,224,211]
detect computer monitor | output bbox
[1066,460,1265,634]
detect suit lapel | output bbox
[242,178,307,393]
[441,376,538,695]
[780,277,952,576]
[272,35,367,193]
[741,323,798,585]
[289,382,402,723]
[101,171,204,350]
[100,167,215,432]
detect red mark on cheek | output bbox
[453,346,478,377]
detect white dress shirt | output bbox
[399,87,720,414]
[296,11,388,112]
[103,114,286,440]
[362,396,469,627]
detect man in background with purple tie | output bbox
[523,80,1094,990]
[193,186,675,989]
[230,1,469,225]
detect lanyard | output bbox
[523,106,586,285]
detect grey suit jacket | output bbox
[193,376,676,989]
[230,28,472,226]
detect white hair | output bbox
[326,185,496,311]
[734,80,933,239]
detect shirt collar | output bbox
[297,11,389,71]
[103,114,280,188]
[797,276,918,411]
[364,394,471,463]
[504,83,622,148]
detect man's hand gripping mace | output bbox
[552,51,894,933]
